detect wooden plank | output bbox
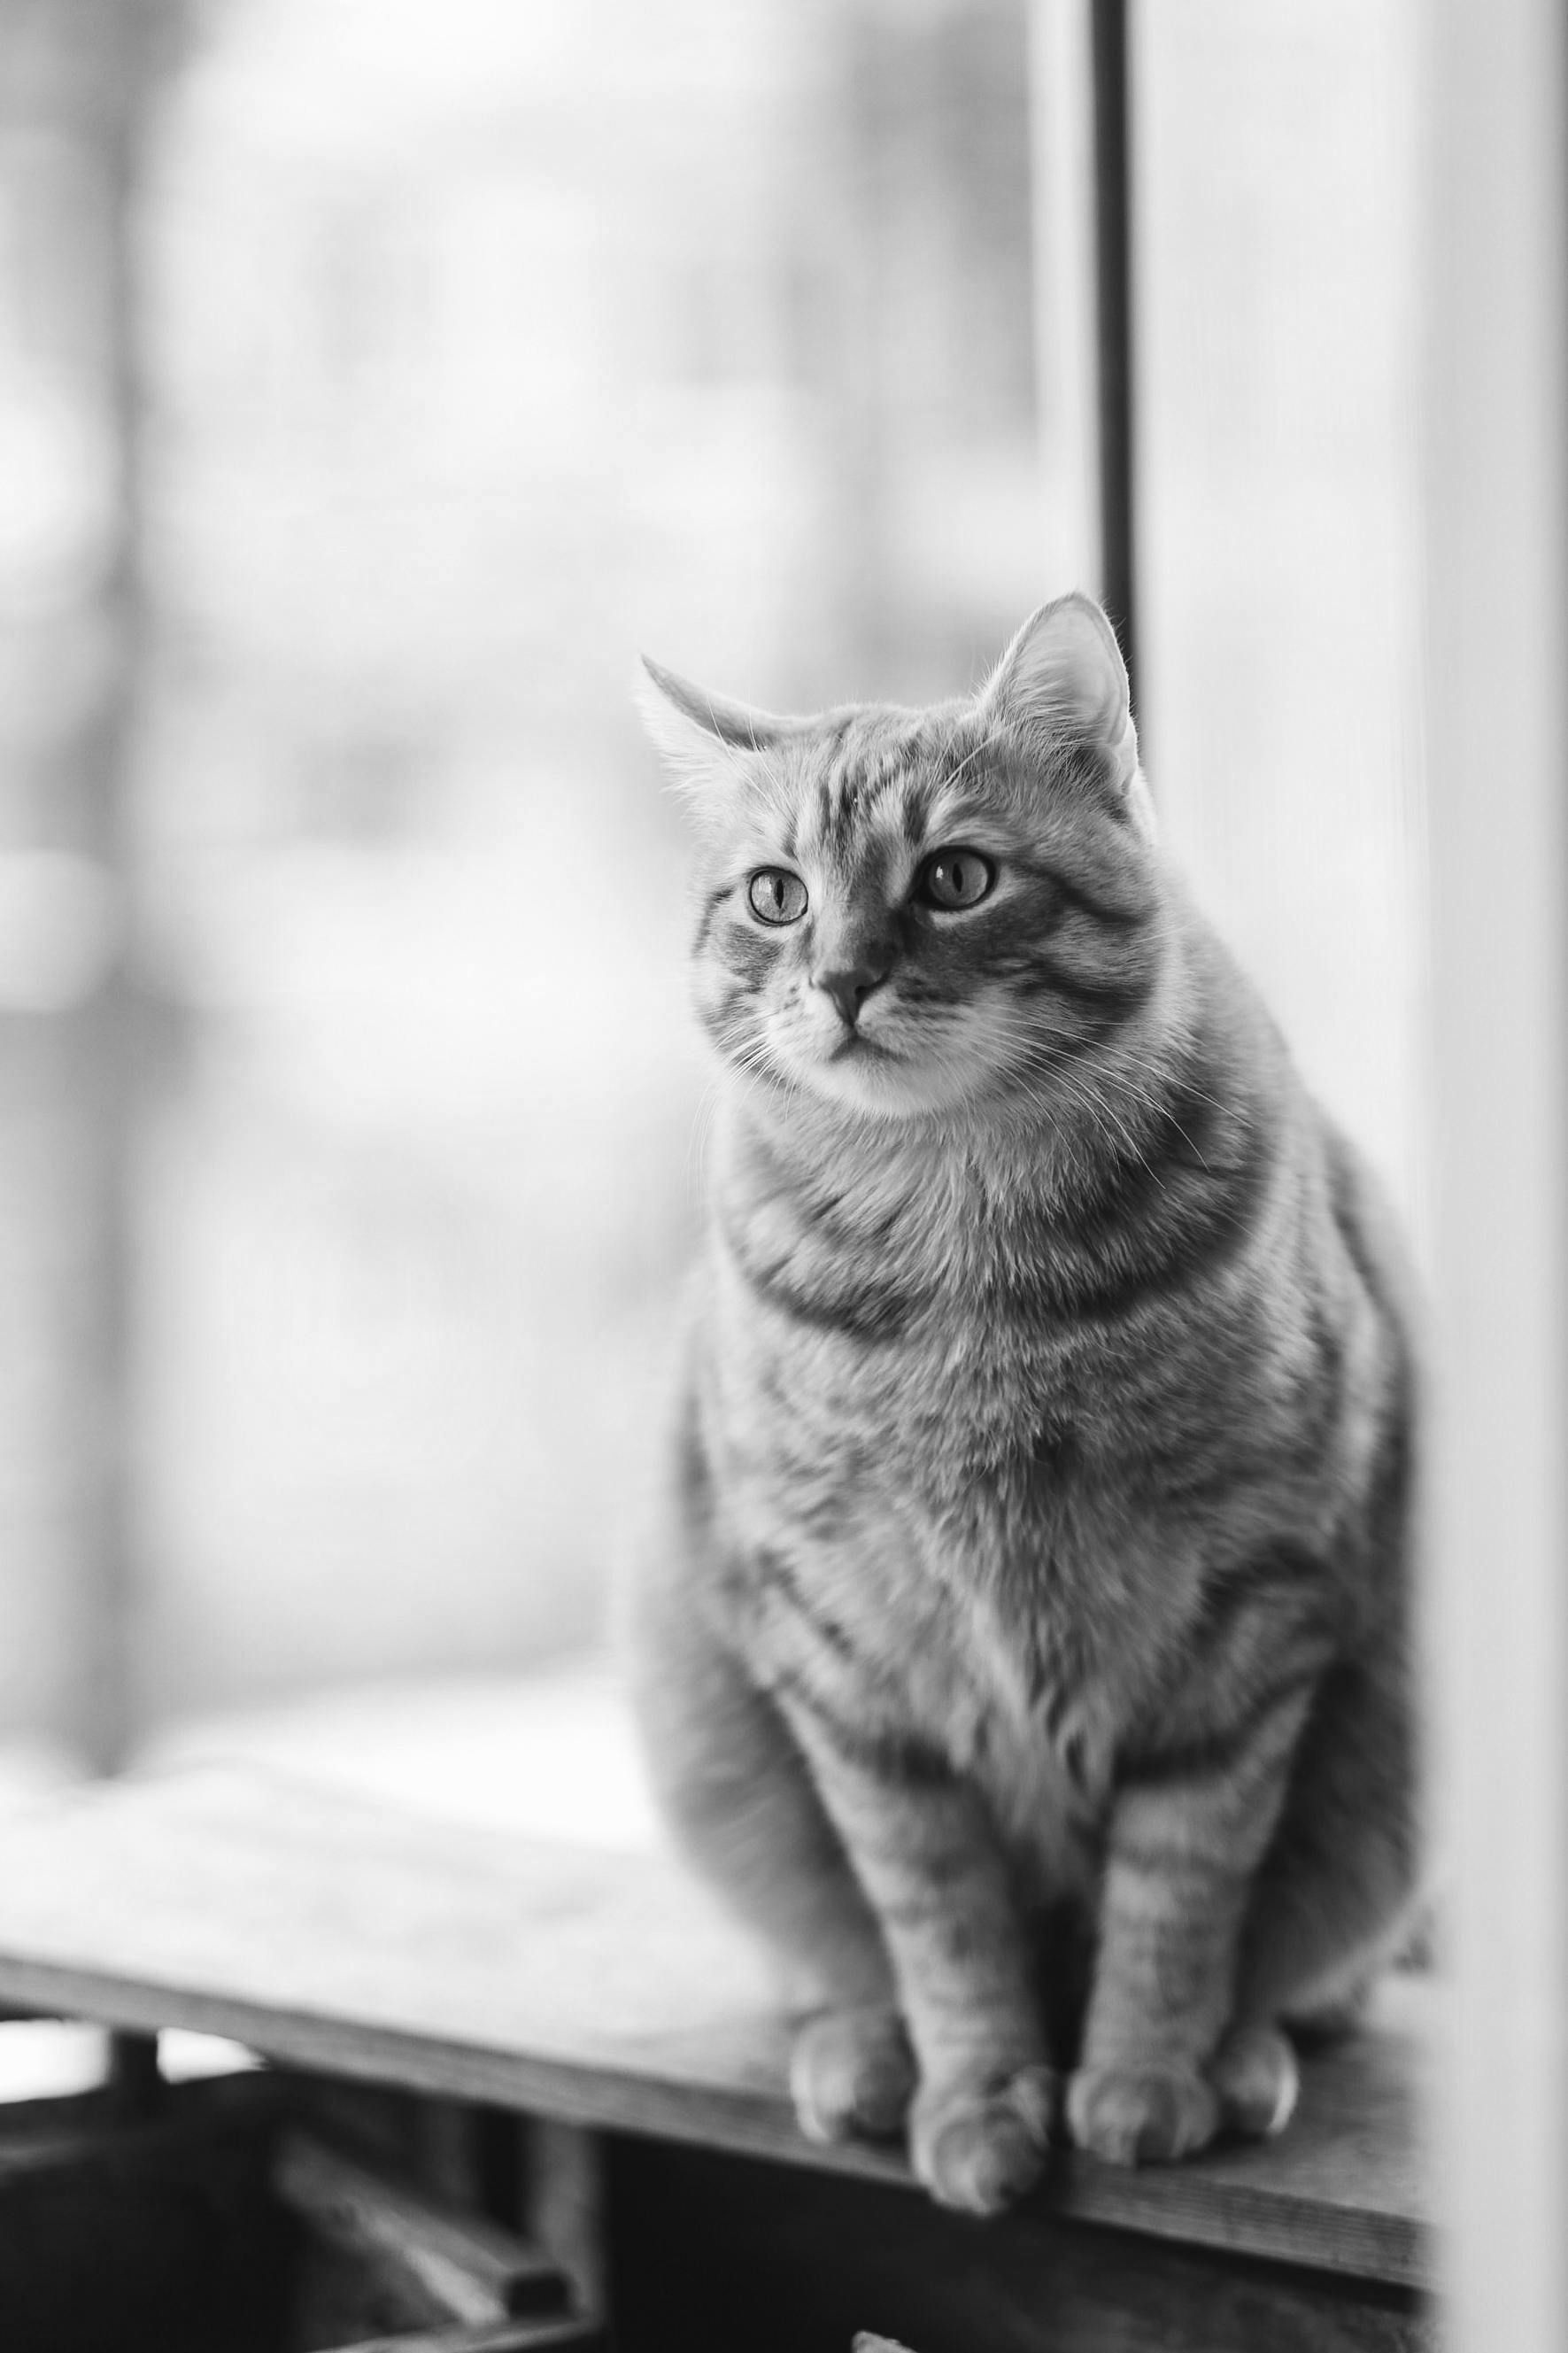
[521,2119,607,2323]
[328,2322,602,2353]
[275,2131,571,2325]
[607,2138,1433,2353]
[0,1767,1432,2289]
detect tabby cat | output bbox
[629,593,1420,2215]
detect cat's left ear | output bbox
[637,656,799,795]
[982,593,1154,833]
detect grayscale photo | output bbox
[0,3,1560,2349]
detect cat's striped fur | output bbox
[629,594,1421,2213]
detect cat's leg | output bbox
[626,1542,915,2144]
[1232,1645,1422,2036]
[779,1699,1056,2215]
[790,2007,917,2145]
[1207,2021,1301,2140]
[1068,1669,1321,2166]
[1200,1647,1420,2148]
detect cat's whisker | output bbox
[1096,1060,1214,1175]
[1104,1037,1231,1140]
[1034,1067,1164,1196]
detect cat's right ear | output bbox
[637,657,795,796]
[980,593,1155,836]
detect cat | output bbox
[627,592,1421,2215]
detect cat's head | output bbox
[638,593,1165,1124]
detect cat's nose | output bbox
[813,958,889,1029]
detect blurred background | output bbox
[0,0,1423,1784]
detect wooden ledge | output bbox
[0,1766,1433,2293]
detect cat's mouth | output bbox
[825,1027,891,1063]
[756,1000,988,1118]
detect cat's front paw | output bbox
[910,2064,1059,2215]
[1067,2060,1219,2166]
[1209,2023,1299,2140]
[791,2006,916,2144]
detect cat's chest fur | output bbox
[705,1111,1222,1523]
[695,1121,1223,1857]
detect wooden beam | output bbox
[1027,0,1137,694]
[274,2130,572,2326]
[0,1769,1433,2291]
[1422,1,1568,2346]
[1089,0,1135,687]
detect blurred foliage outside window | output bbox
[0,0,1419,1771]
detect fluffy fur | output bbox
[628,594,1421,2214]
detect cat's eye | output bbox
[747,868,808,925]
[917,848,995,910]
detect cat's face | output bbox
[641,595,1163,1123]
